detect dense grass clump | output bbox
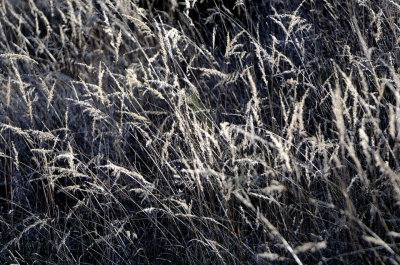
[0,0,400,264]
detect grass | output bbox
[0,0,399,264]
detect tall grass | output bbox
[0,0,399,264]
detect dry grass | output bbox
[0,0,400,264]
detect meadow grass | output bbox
[0,0,400,264]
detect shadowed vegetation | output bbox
[0,0,400,264]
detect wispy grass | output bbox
[0,0,400,264]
